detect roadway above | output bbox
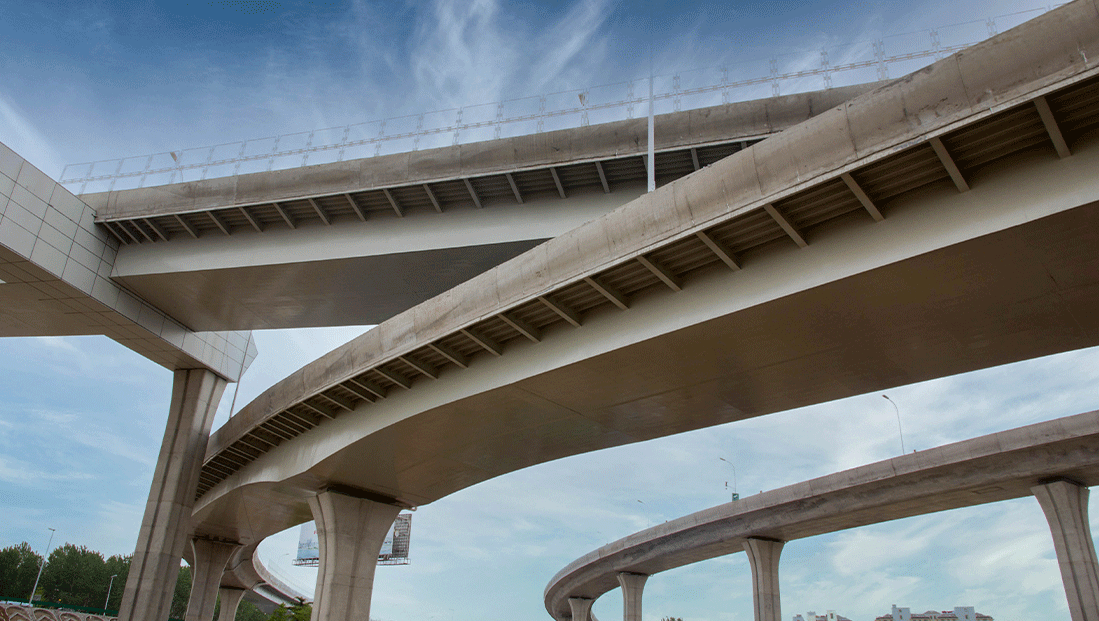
[79,85,876,330]
[186,0,1099,557]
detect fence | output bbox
[59,6,1056,195]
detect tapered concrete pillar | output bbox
[186,539,240,621]
[119,369,229,621]
[617,572,647,621]
[1033,480,1099,621]
[744,538,784,621]
[569,597,594,621]
[308,490,401,621]
[216,587,246,621]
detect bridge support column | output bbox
[308,490,401,621]
[216,587,246,621]
[569,597,594,621]
[118,369,228,621]
[186,539,240,621]
[617,572,647,621]
[1033,480,1099,621]
[744,538,784,621]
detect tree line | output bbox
[0,541,309,620]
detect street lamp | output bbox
[883,394,906,454]
[29,527,55,604]
[719,457,739,501]
[104,574,118,611]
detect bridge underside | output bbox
[193,178,1099,545]
[114,238,548,330]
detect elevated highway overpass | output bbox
[144,2,1099,620]
[79,84,875,330]
[543,410,1099,621]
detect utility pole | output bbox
[883,394,906,454]
[104,574,118,611]
[29,527,55,603]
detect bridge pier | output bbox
[617,572,647,621]
[568,597,595,621]
[118,369,228,621]
[216,587,246,621]
[1033,480,1099,621]
[744,538,784,621]
[308,490,401,621]
[186,538,240,621]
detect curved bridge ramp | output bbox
[545,409,1099,621]
[194,0,1099,554]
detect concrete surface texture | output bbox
[185,539,239,621]
[187,0,1099,562]
[0,141,256,379]
[118,369,227,621]
[214,588,246,621]
[307,491,402,621]
[543,409,1099,620]
[616,573,646,621]
[85,85,876,331]
[744,539,784,621]
[1033,481,1099,621]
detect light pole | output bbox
[883,394,906,454]
[104,574,117,611]
[719,457,739,501]
[29,527,55,604]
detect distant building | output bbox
[874,605,993,621]
[794,610,852,621]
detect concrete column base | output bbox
[118,369,229,621]
[186,539,240,621]
[617,572,647,621]
[1033,480,1099,621]
[744,538,784,621]
[308,490,401,621]
[216,587,246,621]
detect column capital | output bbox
[569,597,595,621]
[617,572,648,621]
[743,537,785,621]
[309,490,402,621]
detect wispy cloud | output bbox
[0,455,95,485]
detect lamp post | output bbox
[29,527,55,604]
[883,394,906,454]
[719,457,739,501]
[104,574,117,611]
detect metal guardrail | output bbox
[59,6,1055,195]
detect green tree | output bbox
[170,565,192,620]
[40,543,107,607]
[0,542,43,601]
[235,599,270,621]
[269,601,311,621]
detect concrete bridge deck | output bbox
[544,409,1099,619]
[188,0,1099,556]
[78,85,876,330]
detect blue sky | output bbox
[2,1,1097,621]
